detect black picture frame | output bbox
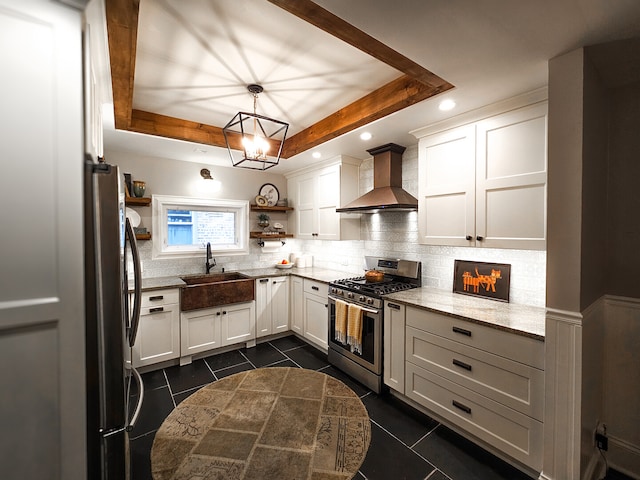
[453,260,511,302]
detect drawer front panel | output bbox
[141,289,179,307]
[303,279,327,296]
[406,363,542,470]
[406,326,544,420]
[406,307,544,369]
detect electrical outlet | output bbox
[595,432,608,451]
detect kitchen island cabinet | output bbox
[286,157,360,240]
[415,100,547,250]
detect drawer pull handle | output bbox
[149,295,164,301]
[453,359,472,371]
[312,286,319,291]
[452,400,472,414]
[260,279,269,283]
[149,307,164,313]
[388,303,401,310]
[452,326,472,337]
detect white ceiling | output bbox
[103,0,640,174]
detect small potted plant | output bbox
[257,213,270,228]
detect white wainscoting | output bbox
[540,296,640,480]
[602,296,640,479]
[540,308,583,480]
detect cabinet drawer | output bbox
[406,326,544,420]
[141,289,179,307]
[406,362,542,470]
[406,307,544,369]
[303,279,327,296]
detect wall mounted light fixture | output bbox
[223,84,289,171]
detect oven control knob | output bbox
[367,298,374,305]
[359,296,365,302]
[337,289,343,295]
[347,292,354,299]
[330,287,336,294]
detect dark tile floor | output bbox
[129,334,632,480]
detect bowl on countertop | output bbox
[275,263,294,269]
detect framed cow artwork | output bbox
[453,260,511,302]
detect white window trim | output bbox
[152,194,249,259]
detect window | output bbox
[152,195,249,258]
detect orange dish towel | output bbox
[347,304,363,355]
[335,299,348,344]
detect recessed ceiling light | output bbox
[360,132,372,141]
[312,152,322,159]
[438,99,456,111]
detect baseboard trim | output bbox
[609,434,640,480]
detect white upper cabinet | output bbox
[286,156,361,240]
[416,100,548,250]
[418,124,476,246]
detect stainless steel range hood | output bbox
[336,143,418,213]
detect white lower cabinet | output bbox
[290,276,304,335]
[383,301,406,393]
[403,306,544,471]
[131,289,180,368]
[181,301,255,360]
[302,279,329,351]
[256,276,289,338]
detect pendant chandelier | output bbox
[223,84,289,170]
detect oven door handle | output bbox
[357,305,380,315]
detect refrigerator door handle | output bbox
[125,217,142,347]
[126,367,144,431]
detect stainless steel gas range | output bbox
[327,256,422,393]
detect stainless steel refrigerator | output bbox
[84,156,143,479]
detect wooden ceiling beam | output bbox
[106,0,455,159]
[105,0,139,129]
[281,75,453,158]
[267,0,450,89]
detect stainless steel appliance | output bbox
[328,256,421,393]
[84,157,143,479]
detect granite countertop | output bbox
[133,267,354,292]
[133,269,545,340]
[384,288,545,340]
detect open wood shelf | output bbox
[250,232,293,239]
[135,233,151,241]
[250,204,293,212]
[126,196,152,206]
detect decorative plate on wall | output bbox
[259,183,279,206]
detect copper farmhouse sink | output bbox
[180,272,255,311]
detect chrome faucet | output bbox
[205,242,216,273]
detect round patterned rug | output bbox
[151,367,371,480]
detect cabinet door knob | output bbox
[216,312,221,316]
[222,311,227,315]
[476,235,484,241]
[465,235,473,241]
